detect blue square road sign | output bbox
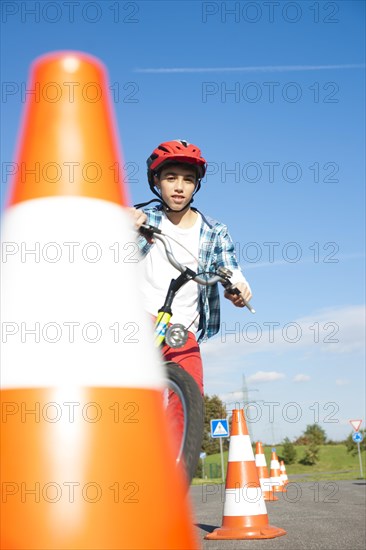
[210,418,229,438]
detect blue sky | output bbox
[1,0,365,442]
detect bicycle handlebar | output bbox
[139,224,255,314]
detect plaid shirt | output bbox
[137,205,242,343]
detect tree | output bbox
[195,458,203,478]
[282,437,297,464]
[295,424,327,445]
[299,442,320,465]
[345,430,366,456]
[201,394,229,455]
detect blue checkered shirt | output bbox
[137,205,243,343]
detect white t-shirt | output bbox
[141,212,202,332]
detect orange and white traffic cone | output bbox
[255,442,278,502]
[280,460,289,486]
[1,51,198,550]
[270,450,286,493]
[205,409,286,540]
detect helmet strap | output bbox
[134,195,192,214]
[163,200,193,214]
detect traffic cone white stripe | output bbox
[255,454,267,467]
[259,478,273,492]
[271,476,282,484]
[280,462,289,484]
[1,197,164,390]
[270,459,280,469]
[224,488,268,516]
[228,434,254,462]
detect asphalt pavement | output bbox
[190,480,366,550]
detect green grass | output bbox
[193,444,366,484]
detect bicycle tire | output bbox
[164,362,204,484]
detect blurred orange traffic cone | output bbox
[7,52,127,207]
[1,51,198,550]
[280,460,289,485]
[255,442,278,502]
[270,450,286,493]
[205,410,286,540]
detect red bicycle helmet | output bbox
[147,139,207,188]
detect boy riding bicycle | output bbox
[130,139,252,451]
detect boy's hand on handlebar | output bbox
[128,208,155,243]
[224,281,252,308]
[128,207,147,229]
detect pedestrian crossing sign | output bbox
[210,418,229,438]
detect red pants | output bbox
[162,330,203,394]
[161,330,203,463]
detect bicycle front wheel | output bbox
[164,362,204,484]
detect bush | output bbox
[282,437,297,464]
[295,424,327,446]
[299,442,320,465]
[195,459,203,478]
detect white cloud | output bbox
[202,305,366,358]
[219,390,244,401]
[293,374,311,382]
[247,371,285,383]
[201,305,365,396]
[135,64,365,74]
[335,379,350,386]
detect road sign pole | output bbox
[219,437,225,483]
[357,442,364,478]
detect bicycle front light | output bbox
[165,324,189,348]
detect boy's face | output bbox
[154,164,198,211]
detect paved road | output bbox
[190,480,366,549]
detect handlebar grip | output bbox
[223,282,256,314]
[139,224,162,237]
[225,286,241,296]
